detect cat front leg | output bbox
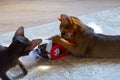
[52,36,86,57]
[0,72,10,80]
[18,60,28,75]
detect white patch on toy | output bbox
[45,40,52,53]
[54,48,60,56]
[19,48,41,66]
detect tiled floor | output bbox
[0,0,120,34]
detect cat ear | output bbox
[25,39,42,51]
[58,14,72,24]
[15,26,24,36]
[58,16,62,22]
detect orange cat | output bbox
[52,14,120,58]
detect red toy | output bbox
[38,38,71,60]
[50,43,70,60]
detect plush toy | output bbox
[19,38,71,66]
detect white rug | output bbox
[0,7,120,80]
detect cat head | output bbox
[8,26,42,56]
[58,14,94,39]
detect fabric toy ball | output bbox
[19,38,71,66]
[39,38,70,60]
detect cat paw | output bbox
[23,70,28,75]
[52,35,61,43]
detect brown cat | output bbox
[0,27,42,80]
[52,14,120,58]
